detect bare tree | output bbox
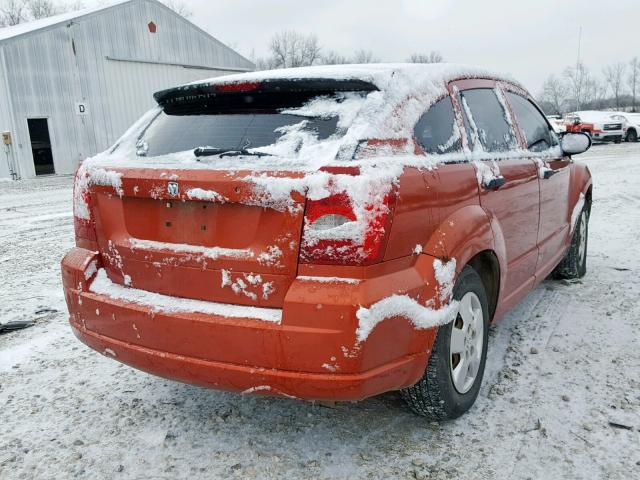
[585,77,608,109]
[628,57,640,112]
[407,51,444,64]
[604,62,626,109]
[27,0,58,18]
[540,75,569,115]
[0,0,27,26]
[269,30,321,68]
[564,62,590,111]
[352,49,377,64]
[321,50,349,65]
[26,0,79,19]
[322,48,377,65]
[161,0,192,18]
[1,0,82,25]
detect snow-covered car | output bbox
[62,64,593,420]
[564,111,623,143]
[609,112,640,142]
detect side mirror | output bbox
[561,132,591,155]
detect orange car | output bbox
[62,64,593,419]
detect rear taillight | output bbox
[300,185,396,266]
[73,166,98,251]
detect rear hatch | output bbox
[83,78,378,308]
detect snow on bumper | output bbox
[61,248,450,401]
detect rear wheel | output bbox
[626,129,638,143]
[614,137,622,144]
[400,266,489,420]
[553,208,588,279]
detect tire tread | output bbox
[400,266,489,420]
[553,207,588,279]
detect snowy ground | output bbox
[1,143,639,479]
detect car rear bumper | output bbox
[62,247,441,401]
[70,323,426,400]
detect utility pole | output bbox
[576,26,582,111]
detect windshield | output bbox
[138,112,340,158]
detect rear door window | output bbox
[414,96,462,154]
[506,92,556,152]
[459,88,516,152]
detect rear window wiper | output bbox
[193,146,272,158]
[220,149,272,158]
[194,146,226,157]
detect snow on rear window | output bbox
[414,96,462,154]
[139,111,340,158]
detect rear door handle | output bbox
[483,176,507,190]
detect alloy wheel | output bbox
[577,210,587,263]
[449,292,484,394]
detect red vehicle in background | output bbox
[564,111,623,143]
[62,64,593,420]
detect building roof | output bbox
[0,0,133,43]
[0,0,250,67]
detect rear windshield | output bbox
[138,111,340,157]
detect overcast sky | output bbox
[176,0,634,94]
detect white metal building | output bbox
[0,0,254,179]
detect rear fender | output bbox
[569,163,593,218]
[420,204,506,295]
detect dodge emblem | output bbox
[167,182,179,197]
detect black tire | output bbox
[626,129,638,143]
[553,207,588,279]
[614,138,622,144]
[400,265,489,420]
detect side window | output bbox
[414,96,462,154]
[506,92,556,152]
[459,88,516,152]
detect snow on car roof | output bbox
[183,63,520,93]
[611,112,640,120]
[566,111,618,122]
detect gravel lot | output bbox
[1,143,639,479]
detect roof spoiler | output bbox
[153,78,379,107]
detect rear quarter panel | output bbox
[569,162,592,217]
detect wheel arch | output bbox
[569,162,593,220]
[467,250,500,322]
[421,204,505,322]
[626,127,637,141]
[585,184,593,216]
